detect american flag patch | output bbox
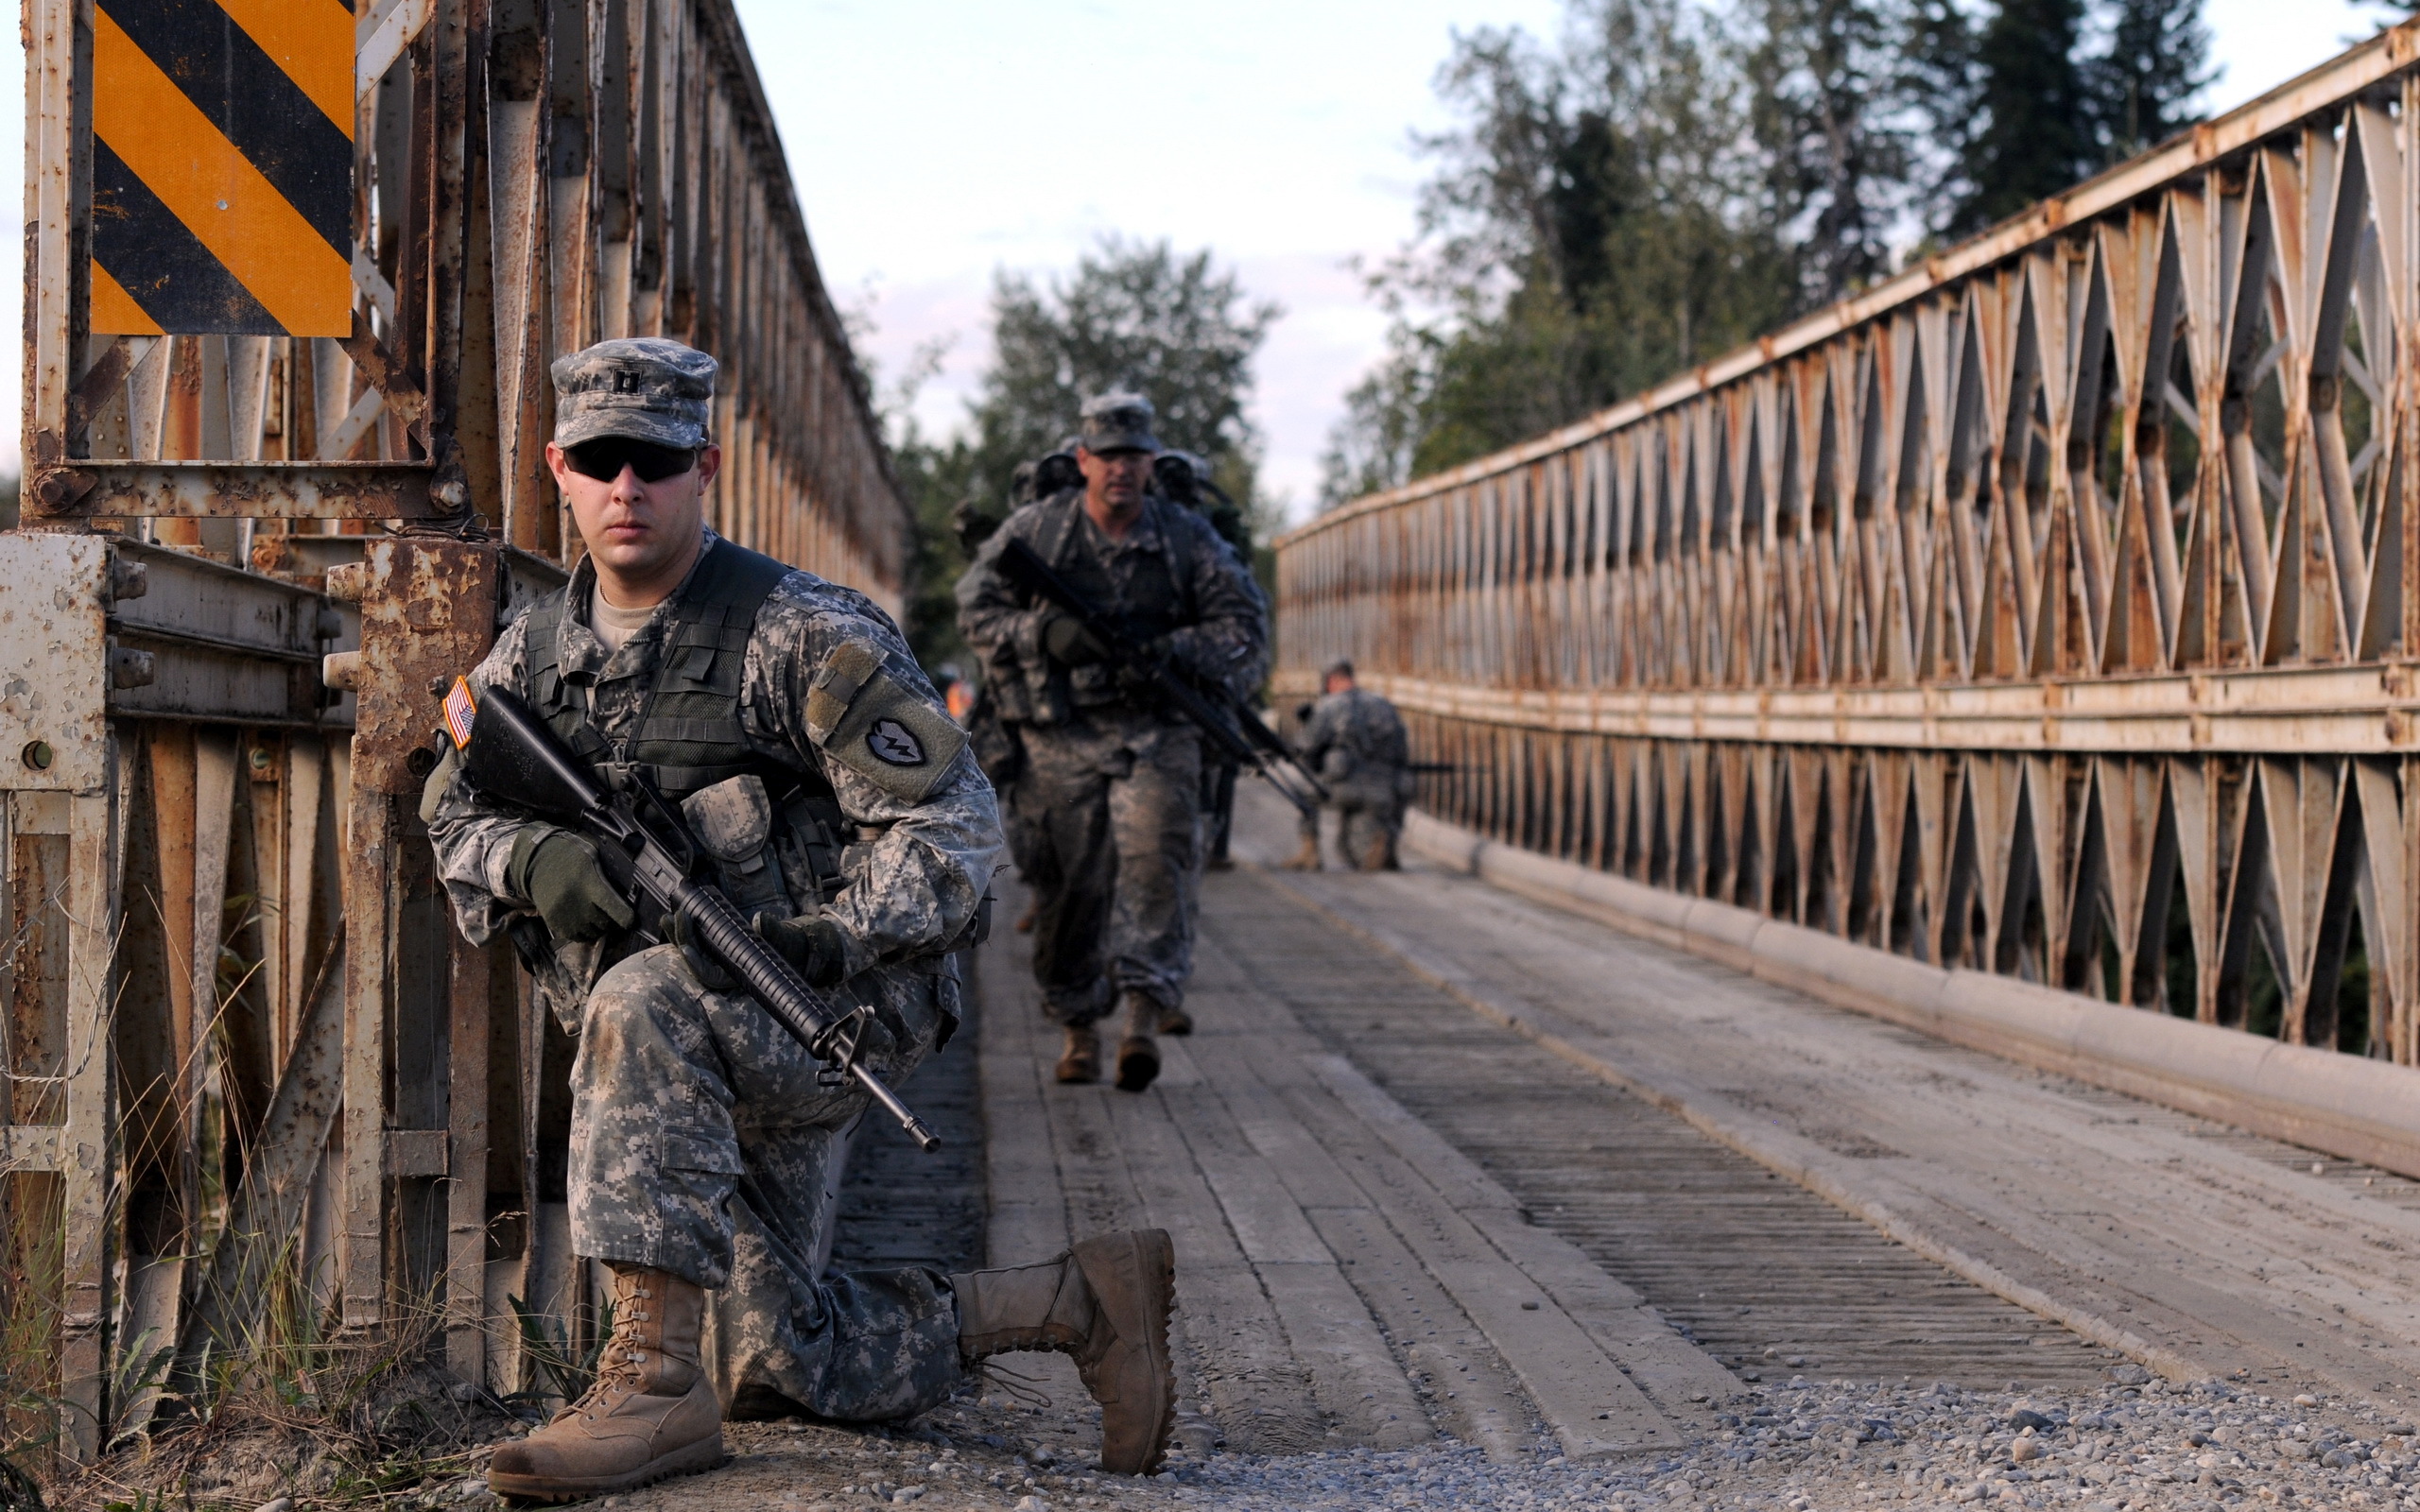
[442,677,478,750]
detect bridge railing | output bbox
[1277,25,2420,1071]
[5,0,908,1455]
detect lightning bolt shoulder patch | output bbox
[804,640,968,803]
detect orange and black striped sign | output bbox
[88,0,354,336]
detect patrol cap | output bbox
[1079,391,1160,455]
[551,337,717,450]
[1324,658,1356,680]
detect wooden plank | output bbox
[1200,890,1735,1449]
[1290,858,2420,1399]
[1277,1019,1737,1412]
[977,894,1296,1445]
[1306,1204,1534,1461]
[970,909,1086,1413]
[1158,1080,1432,1450]
[1278,1074,1683,1458]
[975,942,1069,1267]
[1177,1033,1542,1455]
[1459,1205,1739,1415]
[1089,1083,1324,1453]
[1296,1046,1733,1421]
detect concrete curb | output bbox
[1403,807,2420,1182]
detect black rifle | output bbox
[996,537,1327,818]
[461,683,941,1152]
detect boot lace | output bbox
[555,1297,653,1418]
[977,1360,1057,1411]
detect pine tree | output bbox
[2089,0,2213,162]
[1748,0,1913,306]
[887,237,1277,662]
[1950,0,2100,234]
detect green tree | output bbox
[2088,0,2214,161]
[1322,0,1799,506]
[964,236,1279,524]
[1747,0,1915,307]
[1321,0,2212,511]
[1949,0,2099,233]
[884,237,1280,666]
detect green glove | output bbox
[507,827,635,943]
[755,913,854,988]
[1042,612,1111,667]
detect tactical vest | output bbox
[1033,495,1199,640]
[522,538,850,911]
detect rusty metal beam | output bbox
[27,461,440,519]
[1280,23,2420,1080]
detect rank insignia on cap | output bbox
[442,677,478,751]
[866,718,926,766]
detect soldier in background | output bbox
[1152,450,1254,870]
[1153,449,1252,561]
[958,393,1268,1092]
[958,444,1084,929]
[1285,659,1412,871]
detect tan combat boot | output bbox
[1279,833,1322,870]
[1155,1002,1193,1036]
[954,1228,1177,1475]
[1056,1022,1100,1084]
[1115,993,1160,1093]
[487,1264,724,1502]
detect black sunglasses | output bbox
[563,438,700,483]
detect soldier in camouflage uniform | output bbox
[428,340,1178,1501]
[1151,450,1254,870]
[1285,659,1413,871]
[957,393,1269,1092]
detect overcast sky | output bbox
[0,0,2402,511]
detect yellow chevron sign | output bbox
[88,0,354,336]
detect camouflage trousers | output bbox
[1011,716,1202,1024]
[569,943,967,1421]
[1299,770,1408,870]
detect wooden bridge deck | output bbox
[931,785,2420,1464]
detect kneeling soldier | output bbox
[428,338,1176,1500]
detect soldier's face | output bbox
[1078,445,1152,517]
[1325,672,1355,695]
[549,438,722,592]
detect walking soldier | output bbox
[956,392,1270,1092]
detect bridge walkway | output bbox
[631,787,2420,1510]
[958,783,2420,1452]
[1232,782,2420,1405]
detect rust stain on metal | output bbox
[346,539,498,796]
[31,461,439,520]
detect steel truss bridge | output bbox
[1277,26,2420,1160]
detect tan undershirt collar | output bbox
[589,592,656,655]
